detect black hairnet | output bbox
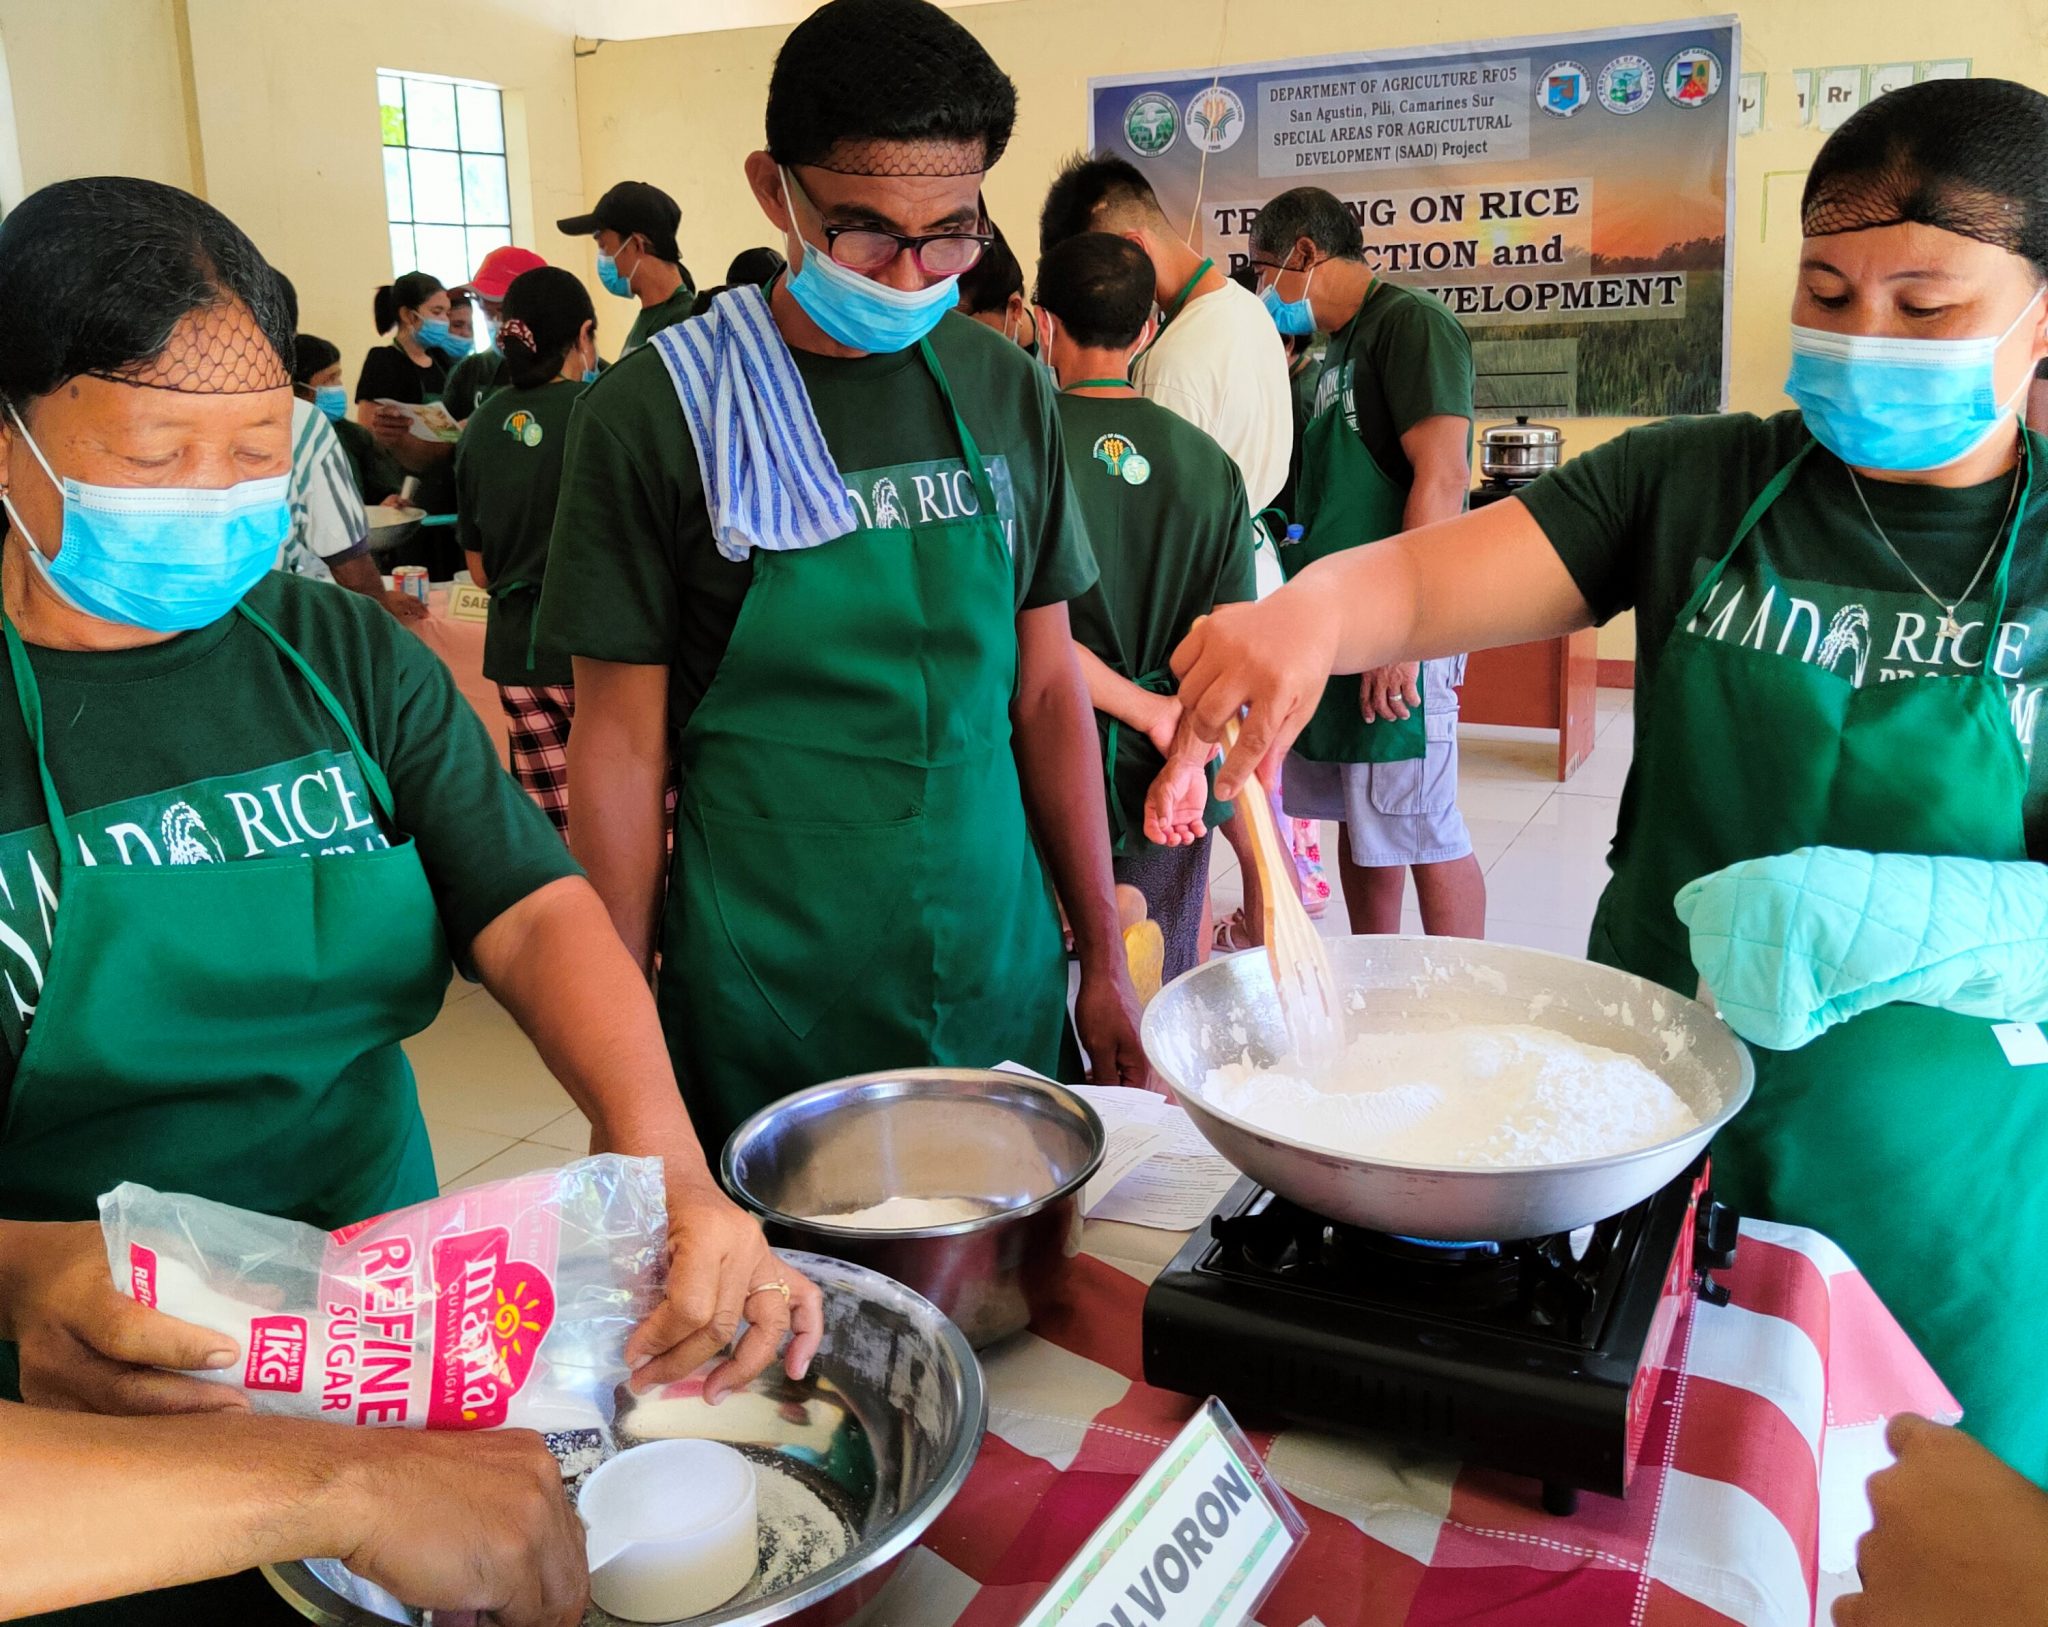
[1803,78,2048,273]
[766,0,1016,176]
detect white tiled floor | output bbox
[409,690,1638,1184]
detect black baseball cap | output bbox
[556,181,682,262]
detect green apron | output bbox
[0,603,447,1625]
[657,340,1071,1150]
[1283,293,1427,764]
[1590,437,2048,1479]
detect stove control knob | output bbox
[1695,1197,1740,1273]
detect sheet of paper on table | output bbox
[993,1064,1242,1230]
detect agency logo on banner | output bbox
[1124,91,1180,156]
[1599,54,1658,114]
[1664,47,1724,108]
[1187,84,1247,152]
[1540,61,1591,117]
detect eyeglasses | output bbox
[818,223,992,276]
[784,169,991,277]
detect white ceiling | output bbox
[568,0,1007,38]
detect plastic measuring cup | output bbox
[579,1439,759,1622]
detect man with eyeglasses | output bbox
[538,0,1151,1149]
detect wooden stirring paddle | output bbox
[1224,719,1344,1066]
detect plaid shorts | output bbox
[498,683,575,835]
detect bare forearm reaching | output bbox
[471,877,824,1399]
[0,1401,587,1625]
[1012,605,1153,1088]
[1173,497,1593,797]
[566,656,671,973]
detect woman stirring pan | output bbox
[1168,78,2048,1482]
[0,177,820,1624]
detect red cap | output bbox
[466,246,548,301]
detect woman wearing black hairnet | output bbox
[1170,76,2048,1482]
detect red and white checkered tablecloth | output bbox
[857,1214,1958,1627]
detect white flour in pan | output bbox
[804,1195,992,1229]
[1203,1024,1699,1167]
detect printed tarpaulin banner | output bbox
[1089,19,1739,417]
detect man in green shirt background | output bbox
[1250,185,1485,940]
[557,180,695,354]
[538,0,1149,1149]
[1035,232,1256,981]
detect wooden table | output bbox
[1460,627,1601,781]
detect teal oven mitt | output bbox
[1673,847,2048,1051]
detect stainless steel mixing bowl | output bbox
[1141,936,1753,1239]
[721,1069,1104,1349]
[264,1252,986,1627]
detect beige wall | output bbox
[0,0,200,195]
[576,0,2048,661]
[0,0,586,387]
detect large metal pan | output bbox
[1140,936,1751,1240]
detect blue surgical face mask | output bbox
[1260,259,1319,338]
[416,316,470,359]
[596,245,637,298]
[779,169,961,355]
[313,384,348,422]
[2,403,287,632]
[1786,287,2046,472]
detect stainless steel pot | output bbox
[1479,416,1563,482]
[722,1069,1104,1349]
[1140,936,1752,1240]
[265,1252,987,1627]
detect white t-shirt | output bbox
[281,398,370,583]
[1132,277,1292,514]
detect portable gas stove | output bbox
[1141,1156,1738,1514]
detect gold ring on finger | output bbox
[747,1280,791,1304]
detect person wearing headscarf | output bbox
[1170,78,2048,1481]
[0,177,819,1624]
[538,0,1150,1153]
[456,267,598,833]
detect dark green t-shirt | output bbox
[455,380,583,687]
[331,417,404,506]
[538,310,1100,738]
[443,350,509,424]
[1314,279,1474,489]
[1056,393,1256,843]
[0,572,580,1093]
[623,282,697,355]
[1521,410,2048,855]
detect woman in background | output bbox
[456,268,596,834]
[355,271,463,571]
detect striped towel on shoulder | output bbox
[648,285,858,562]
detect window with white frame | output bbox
[379,70,511,290]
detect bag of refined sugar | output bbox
[99,1153,667,1433]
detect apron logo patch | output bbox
[870,477,908,529]
[500,409,543,448]
[1815,604,1873,687]
[1094,433,1148,483]
[160,802,224,865]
